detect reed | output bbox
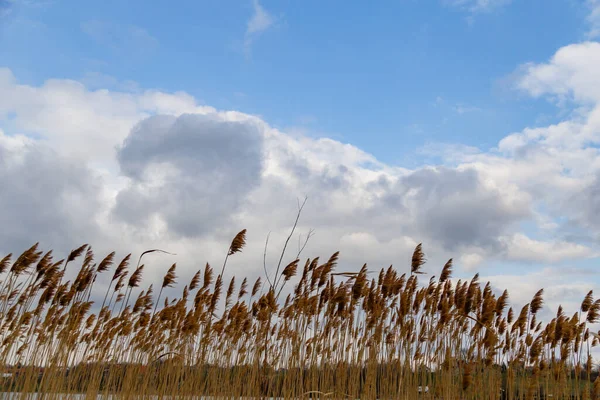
[0,234,599,399]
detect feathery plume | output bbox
[67,243,88,264]
[128,264,144,288]
[531,289,544,314]
[582,290,594,313]
[189,269,202,291]
[97,251,115,273]
[282,259,300,281]
[239,277,248,299]
[439,258,452,282]
[0,253,12,274]
[163,264,177,289]
[228,229,247,256]
[411,243,426,275]
[112,254,131,281]
[252,277,262,297]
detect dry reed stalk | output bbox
[2,237,600,400]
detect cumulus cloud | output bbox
[380,166,530,252]
[459,252,485,271]
[515,42,600,106]
[569,172,600,233]
[0,67,215,166]
[2,39,600,321]
[502,233,598,263]
[496,42,600,237]
[5,0,600,336]
[0,130,105,254]
[114,113,265,238]
[484,267,598,323]
[0,65,593,272]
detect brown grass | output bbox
[0,234,599,399]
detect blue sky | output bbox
[0,0,588,164]
[2,0,600,322]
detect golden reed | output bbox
[1,231,599,399]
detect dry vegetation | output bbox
[2,224,600,399]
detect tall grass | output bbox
[1,233,600,399]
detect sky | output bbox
[2,0,600,326]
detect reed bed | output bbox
[1,230,600,399]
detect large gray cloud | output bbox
[114,113,265,238]
[0,135,104,255]
[241,139,531,259]
[567,172,600,235]
[0,58,598,331]
[385,167,531,252]
[265,161,531,254]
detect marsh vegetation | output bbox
[1,217,600,399]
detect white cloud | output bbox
[0,67,214,167]
[415,43,600,270]
[515,42,600,105]
[0,66,593,272]
[483,268,597,323]
[490,44,600,238]
[502,233,598,263]
[7,3,600,358]
[2,42,600,328]
[459,252,485,271]
[244,0,275,54]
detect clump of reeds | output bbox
[1,232,600,399]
